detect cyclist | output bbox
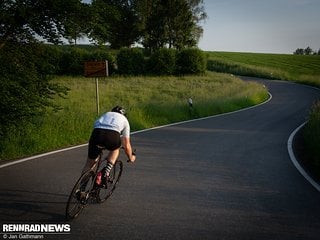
[81,106,136,182]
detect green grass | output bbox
[0,72,268,160]
[304,100,320,174]
[206,51,320,87]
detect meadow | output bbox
[207,51,320,87]
[1,72,268,160]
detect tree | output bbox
[187,0,207,46]
[166,0,196,49]
[294,47,319,55]
[0,0,82,47]
[0,0,71,152]
[0,43,68,142]
[294,48,304,55]
[108,0,142,48]
[304,46,313,55]
[141,0,207,51]
[142,0,168,51]
[88,0,118,45]
[64,2,92,45]
[89,0,141,48]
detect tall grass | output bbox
[1,72,268,160]
[207,52,320,87]
[304,100,320,172]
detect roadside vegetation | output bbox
[304,101,320,176]
[0,73,268,160]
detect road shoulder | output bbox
[288,123,320,191]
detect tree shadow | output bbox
[0,188,69,223]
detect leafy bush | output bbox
[117,48,145,75]
[147,48,177,75]
[41,46,117,76]
[31,45,209,76]
[41,45,64,75]
[0,42,68,155]
[58,47,90,75]
[176,48,207,75]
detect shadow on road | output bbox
[0,188,68,222]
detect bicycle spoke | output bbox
[65,171,95,220]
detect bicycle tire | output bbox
[96,160,123,203]
[65,170,95,221]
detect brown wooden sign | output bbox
[84,61,108,77]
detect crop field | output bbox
[206,51,320,87]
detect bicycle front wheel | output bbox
[65,170,95,221]
[97,160,123,203]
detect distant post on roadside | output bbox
[84,61,109,115]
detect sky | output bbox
[81,0,320,54]
[198,0,320,53]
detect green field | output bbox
[207,51,320,87]
[0,72,268,160]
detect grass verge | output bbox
[0,72,268,160]
[304,100,320,176]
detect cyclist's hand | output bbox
[128,154,136,163]
[127,150,136,163]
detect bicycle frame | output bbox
[66,149,124,221]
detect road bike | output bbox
[65,147,133,221]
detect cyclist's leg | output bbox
[103,130,121,174]
[81,129,103,174]
[106,149,120,165]
[102,149,120,181]
[81,156,99,174]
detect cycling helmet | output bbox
[111,106,126,115]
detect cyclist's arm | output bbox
[122,137,136,162]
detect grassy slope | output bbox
[207,51,320,87]
[1,72,268,160]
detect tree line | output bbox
[0,0,207,155]
[293,46,320,55]
[1,0,207,51]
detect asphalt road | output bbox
[1,77,320,240]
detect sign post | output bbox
[95,77,99,115]
[84,61,109,115]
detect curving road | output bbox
[1,77,320,240]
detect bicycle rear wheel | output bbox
[97,160,123,203]
[65,170,95,220]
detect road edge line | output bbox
[0,92,272,169]
[0,144,88,169]
[287,122,320,192]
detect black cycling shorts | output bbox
[88,128,121,159]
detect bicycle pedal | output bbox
[79,192,89,204]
